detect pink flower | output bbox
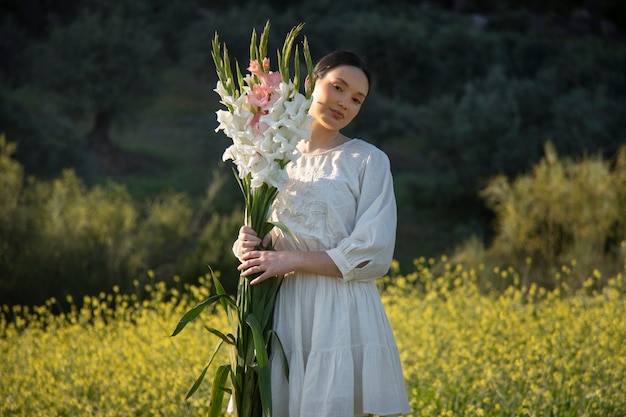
[248,58,281,89]
[259,71,282,89]
[248,84,273,108]
[250,111,263,128]
[250,110,269,133]
[247,60,263,76]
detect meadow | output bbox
[1,258,625,417]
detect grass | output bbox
[105,68,233,200]
[2,259,625,416]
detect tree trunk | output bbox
[84,109,128,173]
[86,109,115,153]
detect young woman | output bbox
[234,50,411,417]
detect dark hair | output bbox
[313,50,371,90]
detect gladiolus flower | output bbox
[248,84,274,108]
[247,60,263,76]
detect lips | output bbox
[330,109,344,119]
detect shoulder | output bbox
[345,138,391,168]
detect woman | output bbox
[235,50,411,417]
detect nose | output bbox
[337,99,347,110]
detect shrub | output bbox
[0,138,241,306]
[0,88,81,177]
[479,140,626,290]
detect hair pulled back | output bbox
[313,50,371,91]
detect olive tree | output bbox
[36,9,162,153]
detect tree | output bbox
[35,8,162,156]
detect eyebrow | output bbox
[335,77,367,99]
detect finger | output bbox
[239,251,256,261]
[238,263,261,275]
[238,232,255,242]
[237,259,253,271]
[250,271,268,285]
[240,235,262,248]
[240,226,257,236]
[238,242,258,258]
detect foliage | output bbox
[0,13,30,86]
[479,140,626,289]
[0,138,242,306]
[0,88,81,177]
[383,257,626,417]
[2,258,625,416]
[179,5,626,219]
[411,62,625,204]
[0,274,222,416]
[180,5,280,78]
[2,1,626,300]
[32,5,163,145]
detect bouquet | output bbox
[171,21,314,417]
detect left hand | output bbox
[238,249,296,285]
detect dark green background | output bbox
[1,0,625,305]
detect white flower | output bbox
[217,77,312,190]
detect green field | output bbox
[1,259,625,417]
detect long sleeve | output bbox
[326,148,397,282]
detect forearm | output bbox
[288,250,342,278]
[239,248,343,285]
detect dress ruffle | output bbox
[269,274,411,417]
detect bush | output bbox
[0,138,241,306]
[478,140,626,290]
[0,88,81,177]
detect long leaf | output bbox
[259,21,270,63]
[303,36,315,97]
[255,278,282,327]
[185,339,226,399]
[246,314,272,417]
[293,44,301,92]
[208,364,231,417]
[170,293,233,337]
[270,329,290,381]
[233,170,252,219]
[270,220,300,244]
[279,23,304,84]
[235,60,245,97]
[185,362,210,400]
[230,342,245,415]
[249,27,258,64]
[213,272,239,333]
[205,325,236,345]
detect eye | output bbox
[333,84,343,92]
[352,97,362,105]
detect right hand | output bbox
[233,226,270,259]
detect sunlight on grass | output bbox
[105,68,228,199]
[2,260,625,416]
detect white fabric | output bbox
[269,139,412,417]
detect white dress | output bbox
[269,138,412,417]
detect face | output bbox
[309,65,369,132]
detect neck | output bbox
[301,124,345,154]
